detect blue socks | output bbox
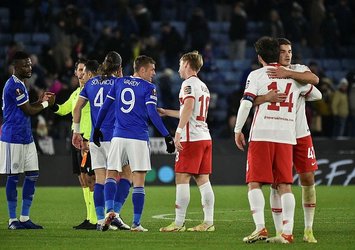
[132,187,145,226]
[94,183,105,220]
[104,178,117,213]
[6,175,19,219]
[6,172,38,220]
[114,178,131,214]
[21,172,39,217]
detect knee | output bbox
[25,171,39,181]
[300,173,315,186]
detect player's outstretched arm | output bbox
[157,108,180,118]
[267,66,319,85]
[20,92,55,116]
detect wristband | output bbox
[176,127,183,134]
[234,128,242,133]
[73,123,80,133]
[41,101,49,109]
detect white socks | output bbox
[281,192,295,235]
[270,187,283,234]
[302,185,316,229]
[199,182,215,226]
[248,189,265,231]
[175,184,190,226]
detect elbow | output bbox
[312,75,320,85]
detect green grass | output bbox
[0,186,354,249]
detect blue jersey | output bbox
[107,76,159,141]
[80,75,116,142]
[1,75,33,144]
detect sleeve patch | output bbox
[151,88,157,96]
[245,80,250,89]
[15,88,24,96]
[150,95,158,100]
[184,86,192,94]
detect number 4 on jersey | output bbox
[267,82,294,112]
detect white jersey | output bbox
[178,76,211,142]
[290,64,311,138]
[244,65,313,144]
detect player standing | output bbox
[234,37,320,244]
[72,53,130,231]
[0,51,55,229]
[93,55,175,232]
[159,51,215,232]
[266,38,320,243]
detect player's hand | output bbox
[174,133,183,151]
[72,133,83,149]
[235,132,246,151]
[265,89,287,103]
[48,94,56,106]
[41,91,55,101]
[267,66,290,79]
[93,128,103,147]
[164,135,175,153]
[81,140,89,153]
[157,108,166,117]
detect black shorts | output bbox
[71,143,94,176]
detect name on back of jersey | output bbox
[91,79,114,85]
[124,79,140,86]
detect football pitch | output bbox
[0,185,354,249]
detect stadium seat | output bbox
[170,21,185,36]
[341,59,355,71]
[233,59,252,71]
[32,33,50,45]
[321,59,342,71]
[14,33,32,44]
[26,45,42,55]
[0,33,12,45]
[215,59,233,71]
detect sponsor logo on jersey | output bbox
[245,80,250,89]
[184,86,192,94]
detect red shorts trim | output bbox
[246,141,293,184]
[293,135,318,174]
[175,140,212,174]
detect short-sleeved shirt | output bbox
[80,75,116,142]
[243,64,312,145]
[290,64,312,138]
[178,76,211,142]
[1,75,33,144]
[107,76,158,142]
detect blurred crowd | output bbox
[1,0,355,150]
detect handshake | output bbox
[93,129,176,154]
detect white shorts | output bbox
[107,137,151,172]
[89,142,111,170]
[0,141,39,174]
